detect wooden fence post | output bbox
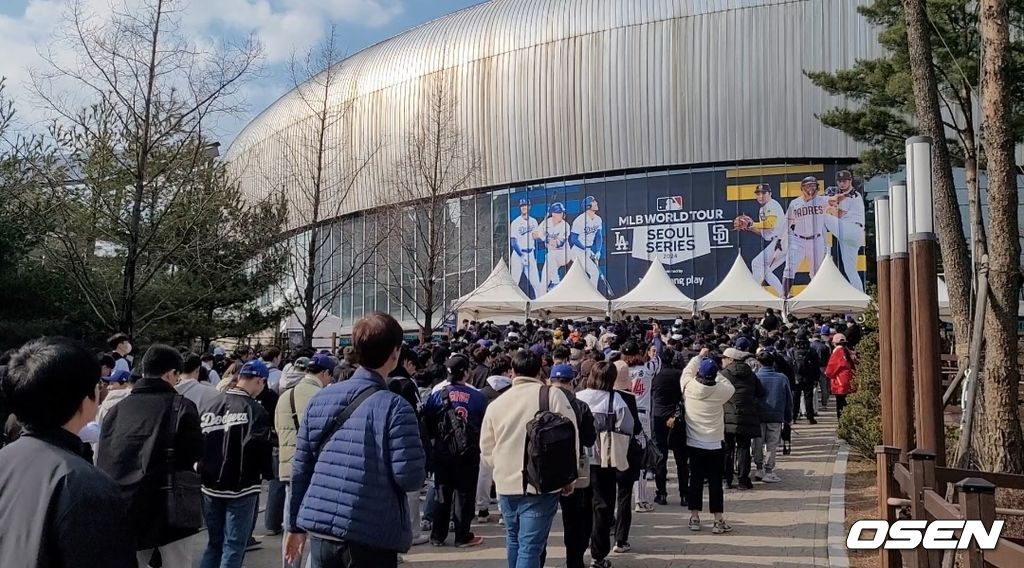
[876,445,903,568]
[957,477,997,568]
[909,449,938,568]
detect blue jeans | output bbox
[498,493,560,568]
[200,493,259,568]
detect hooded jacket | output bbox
[198,388,273,498]
[680,357,736,448]
[721,361,765,437]
[480,375,512,403]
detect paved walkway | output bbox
[404,411,840,568]
[219,411,840,568]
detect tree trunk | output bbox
[975,0,1024,473]
[902,0,974,359]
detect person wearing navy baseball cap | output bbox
[195,348,275,568]
[533,201,572,292]
[543,362,597,568]
[681,354,736,534]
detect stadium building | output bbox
[228,0,885,330]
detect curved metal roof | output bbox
[228,0,881,229]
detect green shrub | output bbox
[837,319,883,459]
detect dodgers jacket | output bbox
[290,368,426,553]
[198,388,273,498]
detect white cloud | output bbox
[0,0,406,138]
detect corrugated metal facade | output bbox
[227,0,882,231]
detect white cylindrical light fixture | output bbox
[890,184,909,254]
[875,196,892,257]
[906,135,935,234]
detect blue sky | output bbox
[0,0,482,142]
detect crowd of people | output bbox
[0,308,863,568]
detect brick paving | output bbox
[211,411,840,568]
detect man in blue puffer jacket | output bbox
[752,350,792,484]
[285,313,426,568]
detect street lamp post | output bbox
[889,183,914,460]
[874,196,894,445]
[906,136,945,465]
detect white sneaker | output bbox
[633,502,655,513]
[762,472,782,483]
[411,533,429,546]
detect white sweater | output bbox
[679,357,736,449]
[480,376,580,495]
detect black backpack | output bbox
[523,385,578,493]
[795,348,818,380]
[435,387,480,459]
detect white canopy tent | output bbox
[530,261,610,319]
[453,259,531,321]
[695,255,784,315]
[786,255,871,315]
[611,258,695,317]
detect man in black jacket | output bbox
[791,336,821,424]
[650,346,687,506]
[721,348,765,490]
[198,359,274,568]
[97,344,204,567]
[0,338,135,568]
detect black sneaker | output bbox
[738,480,754,490]
[654,494,668,506]
[476,510,490,523]
[808,418,818,424]
[430,539,445,547]
[245,536,262,551]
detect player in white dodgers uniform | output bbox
[509,198,544,298]
[783,176,829,298]
[745,184,787,297]
[569,195,604,288]
[533,202,572,291]
[626,334,663,512]
[824,170,866,292]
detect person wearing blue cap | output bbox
[542,364,597,568]
[532,201,571,292]
[680,353,736,534]
[509,197,544,298]
[569,195,604,288]
[196,358,274,568]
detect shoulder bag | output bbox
[162,395,203,531]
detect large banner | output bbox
[507,164,866,302]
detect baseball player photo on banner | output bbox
[508,196,543,299]
[734,183,787,297]
[782,176,829,298]
[824,169,866,292]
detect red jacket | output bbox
[825,347,857,396]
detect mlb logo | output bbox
[657,196,684,211]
